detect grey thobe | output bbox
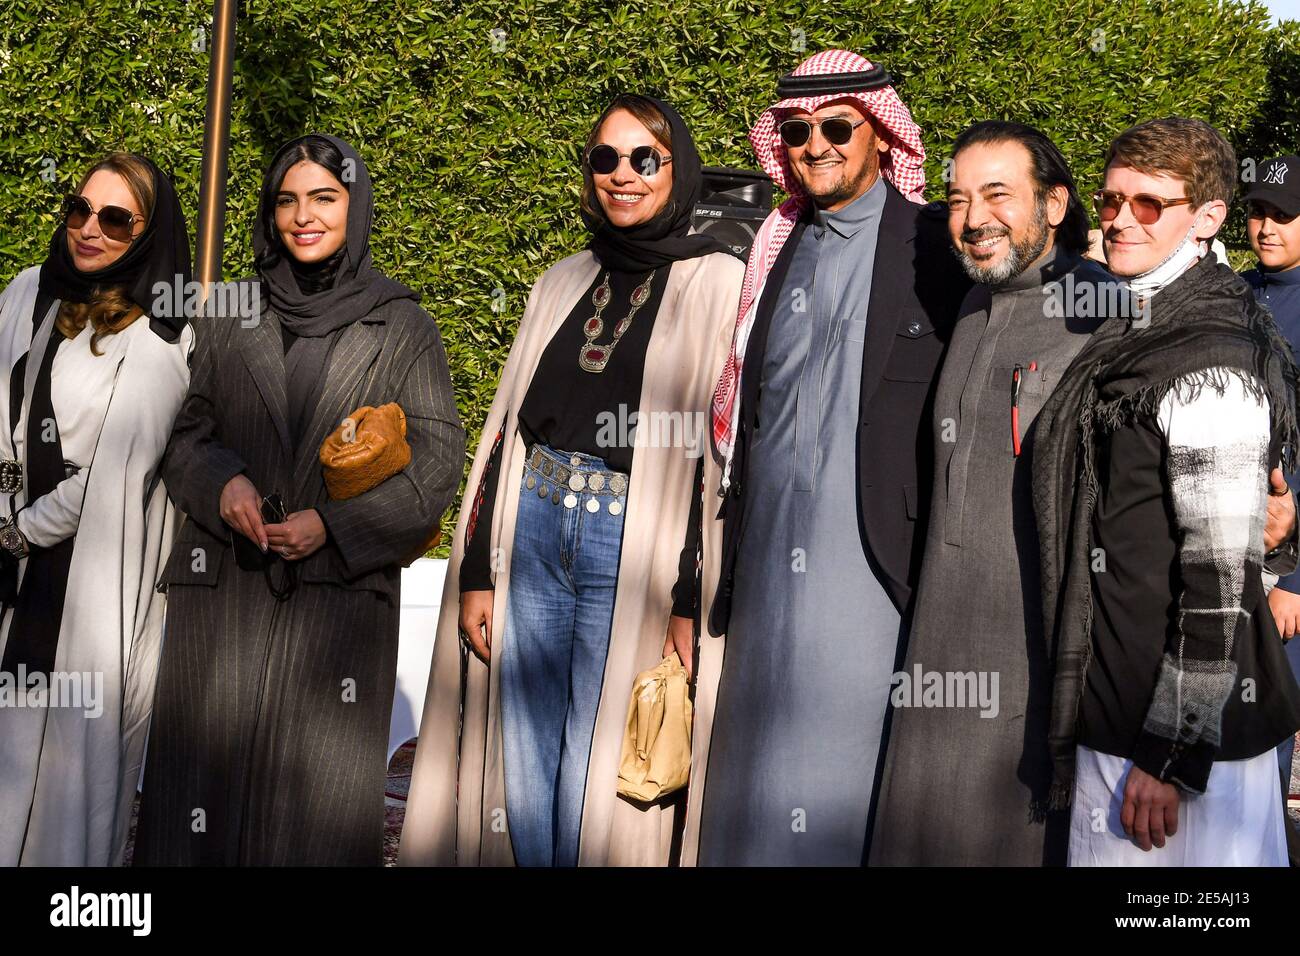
[699,178,901,866]
[869,249,1110,865]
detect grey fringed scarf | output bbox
[1031,254,1300,808]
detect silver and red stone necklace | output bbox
[579,270,655,373]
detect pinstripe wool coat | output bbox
[133,286,464,865]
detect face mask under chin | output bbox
[1122,216,1209,301]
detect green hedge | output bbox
[1,0,1296,554]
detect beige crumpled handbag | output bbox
[616,652,693,802]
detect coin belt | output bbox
[525,444,628,515]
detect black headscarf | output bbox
[254,134,417,337]
[254,134,416,447]
[580,95,729,272]
[36,154,192,342]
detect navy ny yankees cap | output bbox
[1245,155,1300,218]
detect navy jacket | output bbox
[1243,263,1300,593]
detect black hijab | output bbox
[580,96,729,272]
[254,134,416,448]
[37,154,192,342]
[254,134,417,337]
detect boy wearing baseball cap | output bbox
[1243,154,1300,338]
[1243,154,1300,819]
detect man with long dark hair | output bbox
[870,121,1112,865]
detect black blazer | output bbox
[709,181,970,634]
[158,284,465,604]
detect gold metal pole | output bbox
[194,0,237,306]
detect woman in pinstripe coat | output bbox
[133,135,464,866]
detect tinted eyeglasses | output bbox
[1093,189,1193,226]
[585,144,672,178]
[61,194,143,243]
[778,116,868,148]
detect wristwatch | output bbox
[0,515,28,560]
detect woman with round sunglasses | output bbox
[132,135,465,866]
[0,152,194,865]
[401,94,745,867]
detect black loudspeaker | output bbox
[692,167,774,263]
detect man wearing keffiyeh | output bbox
[691,50,969,865]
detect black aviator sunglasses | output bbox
[778,116,868,148]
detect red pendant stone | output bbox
[585,348,605,362]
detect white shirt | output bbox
[14,319,132,548]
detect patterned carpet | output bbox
[1289,732,1300,832]
[383,740,415,866]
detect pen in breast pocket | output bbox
[1011,361,1037,457]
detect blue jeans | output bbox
[500,444,628,867]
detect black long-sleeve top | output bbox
[460,266,701,619]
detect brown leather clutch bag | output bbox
[319,403,442,559]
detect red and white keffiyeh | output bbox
[710,49,927,488]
